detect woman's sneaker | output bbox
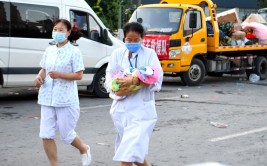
[81,145,91,166]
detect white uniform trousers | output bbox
[39,105,80,144]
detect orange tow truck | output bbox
[129,0,267,85]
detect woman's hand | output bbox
[116,75,132,87]
[34,69,46,87]
[48,71,62,79]
[114,75,141,96]
[34,75,44,87]
[115,86,138,96]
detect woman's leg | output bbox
[71,135,88,154]
[43,139,58,166]
[71,135,91,166]
[134,159,151,166]
[121,161,133,166]
[56,106,82,146]
[39,106,57,166]
[56,106,91,165]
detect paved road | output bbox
[0,75,267,166]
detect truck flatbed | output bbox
[209,44,267,52]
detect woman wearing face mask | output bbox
[105,22,163,166]
[34,19,91,166]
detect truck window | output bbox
[0,2,10,37]
[183,10,202,36]
[10,3,59,38]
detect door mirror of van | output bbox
[103,29,108,42]
[90,30,100,41]
[189,13,197,29]
[49,41,56,45]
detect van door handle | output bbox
[49,41,56,45]
[200,38,205,42]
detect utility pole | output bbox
[118,0,124,29]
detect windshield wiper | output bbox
[146,31,162,34]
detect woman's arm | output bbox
[114,75,148,96]
[132,76,149,87]
[48,70,83,80]
[34,69,46,86]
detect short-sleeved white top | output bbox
[38,42,85,107]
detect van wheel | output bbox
[181,58,205,86]
[93,67,109,98]
[255,56,267,80]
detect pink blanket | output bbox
[241,22,267,45]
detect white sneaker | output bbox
[81,145,91,166]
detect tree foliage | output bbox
[85,0,137,31]
[257,0,267,8]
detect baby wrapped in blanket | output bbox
[109,65,160,100]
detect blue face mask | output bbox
[125,42,141,53]
[52,32,66,43]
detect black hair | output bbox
[53,19,72,31]
[123,22,144,38]
[53,19,83,42]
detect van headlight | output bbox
[169,49,181,58]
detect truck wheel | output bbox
[181,58,205,86]
[255,56,267,80]
[93,67,109,98]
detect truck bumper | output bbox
[160,60,189,72]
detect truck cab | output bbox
[129,3,209,85]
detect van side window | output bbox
[70,10,88,38]
[183,10,202,36]
[88,16,101,42]
[0,2,10,37]
[10,3,59,38]
[69,10,112,45]
[70,10,103,42]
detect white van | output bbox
[0,0,124,97]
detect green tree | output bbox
[85,0,136,31]
[87,0,103,16]
[100,0,120,31]
[257,0,267,8]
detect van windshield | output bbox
[129,7,182,35]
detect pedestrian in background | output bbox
[105,22,163,166]
[34,19,91,166]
